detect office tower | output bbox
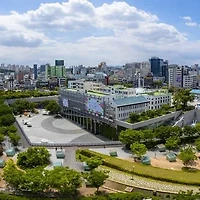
[40,64,46,73]
[55,60,64,66]
[33,64,37,80]
[149,57,164,77]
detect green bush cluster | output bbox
[0,192,158,200]
[78,149,200,186]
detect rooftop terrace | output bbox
[87,90,108,97]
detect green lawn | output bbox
[78,149,200,186]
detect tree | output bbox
[86,156,103,170]
[173,89,195,111]
[154,126,172,140]
[183,126,196,137]
[130,142,147,158]
[3,160,25,190]
[7,125,17,133]
[152,80,162,88]
[21,168,50,193]
[195,137,200,151]
[40,100,50,108]
[9,132,20,146]
[0,134,4,144]
[48,167,82,195]
[0,106,12,116]
[17,147,50,169]
[119,129,144,146]
[45,100,60,114]
[176,190,200,200]
[129,112,140,123]
[85,170,108,192]
[195,123,200,135]
[0,114,15,126]
[0,146,3,156]
[165,136,180,151]
[178,147,197,167]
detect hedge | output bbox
[78,149,200,186]
[0,192,156,200]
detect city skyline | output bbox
[0,0,200,66]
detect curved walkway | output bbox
[41,117,85,134]
[102,167,200,194]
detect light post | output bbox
[131,166,135,180]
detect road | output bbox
[63,147,83,171]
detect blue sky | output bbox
[0,0,200,66]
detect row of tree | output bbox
[0,101,20,152]
[119,124,200,148]
[0,90,58,99]
[11,99,61,115]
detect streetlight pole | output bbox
[131,166,135,180]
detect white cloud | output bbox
[185,22,198,27]
[182,16,199,27]
[182,16,192,21]
[0,0,200,65]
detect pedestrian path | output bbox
[101,167,200,194]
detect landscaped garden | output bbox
[77,149,200,186]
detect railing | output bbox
[30,141,123,148]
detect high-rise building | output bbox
[45,65,66,80]
[33,64,37,80]
[40,64,46,73]
[55,60,64,66]
[150,57,168,81]
[168,65,183,88]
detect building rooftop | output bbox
[87,90,107,97]
[66,88,77,92]
[113,96,149,106]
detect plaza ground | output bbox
[16,110,106,144]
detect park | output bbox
[1,89,200,199]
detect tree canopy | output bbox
[84,170,108,192]
[130,142,147,158]
[178,147,197,167]
[45,100,60,114]
[17,147,50,169]
[165,136,180,151]
[173,89,195,111]
[9,132,21,146]
[86,156,103,170]
[3,160,82,195]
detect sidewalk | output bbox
[101,167,200,194]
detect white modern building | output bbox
[111,96,149,120]
[143,93,172,110]
[62,81,172,121]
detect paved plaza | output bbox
[16,112,105,144]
